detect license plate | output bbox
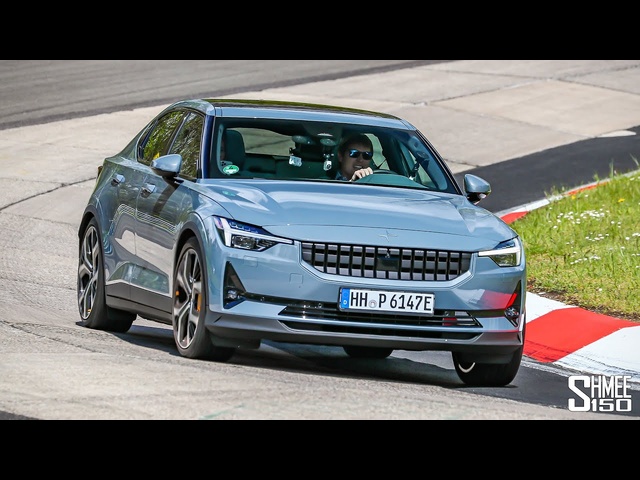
[339,288,434,315]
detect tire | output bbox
[343,346,393,359]
[452,322,526,387]
[77,218,135,333]
[173,237,235,361]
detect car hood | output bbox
[197,179,516,251]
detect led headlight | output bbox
[478,237,523,267]
[213,217,292,252]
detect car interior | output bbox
[212,121,456,193]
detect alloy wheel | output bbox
[78,225,100,320]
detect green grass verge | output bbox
[510,163,640,322]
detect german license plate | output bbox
[339,288,434,315]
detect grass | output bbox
[509,162,640,322]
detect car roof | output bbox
[169,98,416,130]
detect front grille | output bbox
[279,303,481,339]
[282,320,478,340]
[238,294,482,340]
[282,303,480,326]
[301,242,471,281]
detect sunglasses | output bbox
[348,149,373,160]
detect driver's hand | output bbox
[350,167,373,181]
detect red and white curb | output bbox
[524,293,640,381]
[498,180,640,383]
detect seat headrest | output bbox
[224,130,246,167]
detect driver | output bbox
[336,134,375,181]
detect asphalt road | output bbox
[1,60,639,420]
[0,60,442,130]
[2,60,639,213]
[469,126,640,213]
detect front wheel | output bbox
[173,237,235,361]
[452,323,525,387]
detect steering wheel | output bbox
[354,169,398,182]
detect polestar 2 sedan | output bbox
[76,98,527,386]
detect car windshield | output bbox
[209,118,458,193]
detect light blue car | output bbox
[77,99,526,386]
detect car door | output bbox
[98,155,145,302]
[132,110,205,316]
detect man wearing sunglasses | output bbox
[335,134,375,181]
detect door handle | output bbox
[111,174,125,186]
[141,184,157,197]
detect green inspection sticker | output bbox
[222,165,240,175]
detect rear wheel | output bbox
[343,346,393,359]
[173,237,235,361]
[77,218,135,333]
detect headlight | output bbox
[478,237,522,267]
[213,217,292,252]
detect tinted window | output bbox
[140,111,184,166]
[170,112,203,180]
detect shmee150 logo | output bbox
[568,375,632,412]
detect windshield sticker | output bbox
[222,164,240,175]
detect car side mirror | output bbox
[464,174,491,205]
[151,153,182,178]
